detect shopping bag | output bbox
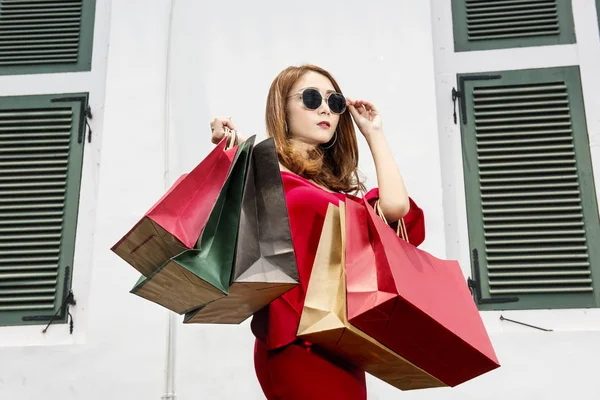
[345,199,500,387]
[129,136,255,314]
[111,135,238,277]
[297,202,445,391]
[184,137,298,324]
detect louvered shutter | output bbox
[0,0,96,76]
[457,66,600,311]
[0,93,86,326]
[597,0,600,35]
[451,0,576,52]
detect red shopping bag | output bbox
[344,199,500,387]
[111,136,237,277]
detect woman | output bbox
[210,65,425,399]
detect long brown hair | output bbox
[265,64,365,194]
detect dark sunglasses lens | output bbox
[328,93,346,114]
[302,89,322,110]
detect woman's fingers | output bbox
[210,117,237,144]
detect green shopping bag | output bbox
[130,136,255,314]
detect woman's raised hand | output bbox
[210,117,237,145]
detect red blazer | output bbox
[251,171,426,350]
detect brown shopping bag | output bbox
[184,137,299,324]
[296,202,445,391]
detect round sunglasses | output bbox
[288,87,347,114]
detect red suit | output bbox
[252,171,425,399]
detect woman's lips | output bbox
[317,122,330,129]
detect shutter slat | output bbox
[0,241,61,248]
[490,287,593,294]
[0,181,68,188]
[474,93,567,102]
[479,159,575,168]
[475,107,570,117]
[0,139,70,147]
[473,84,566,95]
[0,263,59,271]
[0,38,77,46]
[0,145,69,153]
[488,254,588,261]
[475,129,572,139]
[478,144,573,153]
[469,23,558,36]
[478,136,572,146]
[0,248,61,256]
[489,271,590,278]
[1,9,81,17]
[483,199,580,207]
[485,238,585,245]
[483,218,584,225]
[475,100,568,109]
[485,229,585,237]
[482,190,580,199]
[0,225,61,234]
[486,246,588,253]
[0,202,64,210]
[0,174,68,182]
[468,17,557,30]
[0,304,53,311]
[0,288,55,295]
[0,196,65,204]
[0,279,57,288]
[490,278,592,286]
[467,6,556,16]
[0,271,57,280]
[482,206,582,214]
[0,159,68,167]
[476,122,572,131]
[0,296,55,303]
[480,183,578,191]
[488,261,590,269]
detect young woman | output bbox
[209,64,425,399]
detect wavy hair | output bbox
[265,64,365,194]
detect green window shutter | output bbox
[0,93,87,326]
[0,0,96,76]
[597,0,600,35]
[451,0,576,52]
[457,66,600,311]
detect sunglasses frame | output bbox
[287,87,347,114]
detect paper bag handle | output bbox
[374,199,409,242]
[224,127,238,150]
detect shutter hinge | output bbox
[452,74,502,125]
[468,249,519,305]
[51,95,93,143]
[22,266,77,334]
[84,104,93,143]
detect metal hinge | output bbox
[452,74,502,125]
[22,266,77,334]
[468,249,519,305]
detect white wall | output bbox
[2,0,599,399]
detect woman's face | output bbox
[286,71,341,148]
